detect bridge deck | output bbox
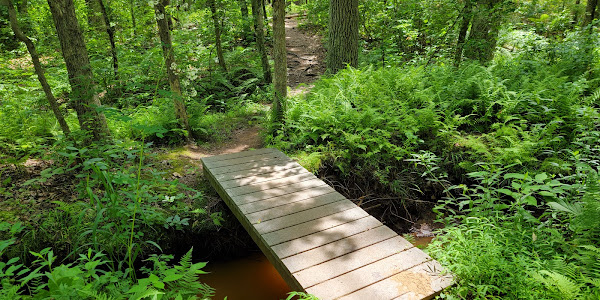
[201,148,452,300]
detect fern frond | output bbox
[535,270,581,300]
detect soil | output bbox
[285,15,326,96]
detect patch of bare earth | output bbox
[285,15,326,97]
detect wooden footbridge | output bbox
[202,148,452,300]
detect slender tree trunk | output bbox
[208,0,227,71]
[154,0,191,138]
[463,0,502,63]
[573,0,581,25]
[97,0,118,78]
[48,0,110,141]
[238,0,251,40]
[17,0,26,14]
[327,0,358,74]
[85,0,102,28]
[3,0,70,137]
[251,0,272,82]
[262,0,267,24]
[454,0,471,66]
[130,0,136,36]
[272,0,286,126]
[584,0,599,26]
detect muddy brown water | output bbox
[201,252,292,300]
[201,238,434,299]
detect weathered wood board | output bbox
[202,148,453,300]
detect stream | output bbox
[202,252,291,300]
[201,237,434,299]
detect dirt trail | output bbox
[174,15,325,164]
[285,16,326,94]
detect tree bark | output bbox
[584,0,599,26]
[272,0,286,126]
[251,0,272,83]
[97,0,118,78]
[454,0,472,66]
[154,0,191,138]
[3,0,70,137]
[327,0,359,74]
[130,0,136,36]
[463,0,502,63]
[85,0,102,28]
[208,0,227,71]
[48,0,110,141]
[17,0,26,14]
[238,0,251,40]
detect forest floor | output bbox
[285,15,326,95]
[160,14,327,189]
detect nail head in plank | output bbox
[272,216,383,259]
[264,207,370,246]
[214,161,304,182]
[282,225,397,274]
[220,166,309,189]
[239,185,337,215]
[305,248,431,300]
[255,198,356,234]
[226,172,317,197]
[293,236,414,288]
[346,261,453,300]
[247,191,347,224]
[203,150,287,168]
[201,148,276,163]
[231,179,328,205]
[209,157,294,175]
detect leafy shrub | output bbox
[427,162,600,299]
[0,224,214,300]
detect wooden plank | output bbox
[254,199,356,234]
[209,157,294,175]
[201,156,305,291]
[282,225,398,273]
[203,150,287,168]
[225,172,317,197]
[231,179,328,205]
[220,166,309,189]
[305,248,431,300]
[344,261,453,300]
[246,191,347,223]
[272,216,383,259]
[214,161,303,182]
[264,207,370,246]
[202,148,453,300]
[201,148,276,163]
[240,186,336,215]
[293,236,414,288]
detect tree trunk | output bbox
[238,0,251,40]
[17,0,26,14]
[130,0,136,36]
[4,0,70,137]
[251,0,272,82]
[48,0,110,141]
[208,0,227,71]
[584,0,599,26]
[463,0,502,63]
[154,0,191,138]
[272,0,286,126]
[85,0,102,28]
[97,0,118,78]
[327,0,359,74]
[454,0,472,66]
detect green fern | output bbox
[534,270,582,300]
